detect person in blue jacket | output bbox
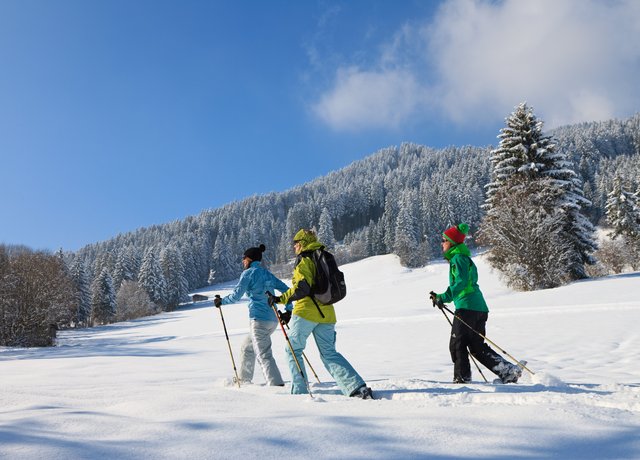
[214,244,292,386]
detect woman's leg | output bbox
[250,319,284,386]
[313,322,365,396]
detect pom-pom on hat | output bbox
[443,223,469,245]
[244,244,266,261]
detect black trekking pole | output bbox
[214,295,241,388]
[434,297,535,376]
[431,296,488,383]
[266,292,313,397]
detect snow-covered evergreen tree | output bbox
[211,234,236,282]
[138,249,167,309]
[70,258,92,327]
[481,102,597,289]
[393,191,422,267]
[318,208,336,249]
[112,246,139,290]
[160,244,189,311]
[90,268,116,325]
[606,177,640,240]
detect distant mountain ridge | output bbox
[73,113,640,292]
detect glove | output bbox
[265,291,280,307]
[214,295,222,308]
[277,310,292,326]
[429,291,442,309]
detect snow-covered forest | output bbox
[73,111,640,282]
[2,108,640,346]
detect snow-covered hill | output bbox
[1,254,639,459]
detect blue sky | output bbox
[1,0,639,252]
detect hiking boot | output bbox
[500,363,523,384]
[350,385,374,399]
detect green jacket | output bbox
[279,240,337,324]
[436,243,488,312]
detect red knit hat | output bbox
[443,223,470,245]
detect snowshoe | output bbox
[500,360,526,384]
[350,385,375,400]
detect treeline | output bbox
[2,111,640,346]
[72,113,639,286]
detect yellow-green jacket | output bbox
[279,240,337,324]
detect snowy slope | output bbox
[1,254,639,459]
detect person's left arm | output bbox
[222,271,250,305]
[279,258,314,305]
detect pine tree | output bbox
[393,191,422,267]
[606,177,640,240]
[112,246,138,291]
[138,249,167,309]
[211,234,236,282]
[91,268,116,325]
[318,208,336,249]
[481,102,597,289]
[70,258,92,327]
[160,244,189,311]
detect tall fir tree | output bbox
[318,207,336,249]
[138,249,167,309]
[160,244,189,311]
[481,102,596,289]
[70,258,92,327]
[606,177,640,240]
[90,268,116,325]
[112,246,138,291]
[393,191,422,267]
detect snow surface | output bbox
[1,254,639,459]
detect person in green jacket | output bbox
[270,229,373,398]
[430,223,522,384]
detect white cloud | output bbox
[312,0,640,131]
[313,67,425,131]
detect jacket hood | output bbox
[293,229,324,252]
[444,242,471,260]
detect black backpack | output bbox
[309,248,347,305]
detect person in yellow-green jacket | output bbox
[271,229,373,399]
[430,223,522,384]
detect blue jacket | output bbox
[221,261,292,322]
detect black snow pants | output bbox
[449,309,509,381]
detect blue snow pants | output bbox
[285,315,365,396]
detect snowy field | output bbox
[1,254,639,459]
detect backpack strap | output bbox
[296,250,325,318]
